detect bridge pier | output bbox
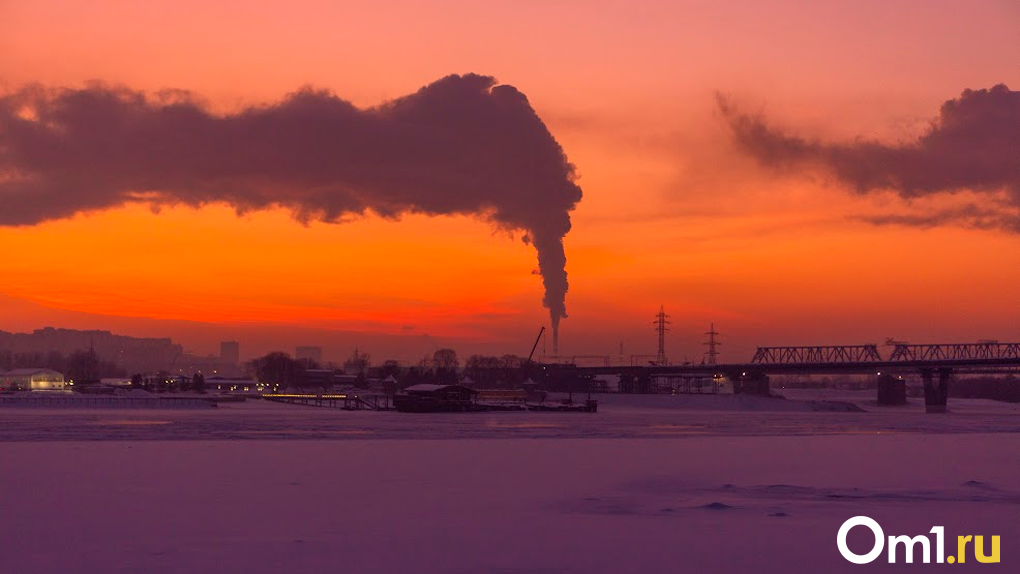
[618,373,652,394]
[730,371,770,396]
[921,368,952,413]
[876,373,906,405]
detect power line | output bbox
[654,305,670,366]
[704,323,720,366]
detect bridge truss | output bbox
[557,341,1020,378]
[750,343,1020,366]
[751,345,883,365]
[888,343,1020,362]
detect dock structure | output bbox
[393,384,477,412]
[391,384,597,413]
[263,393,395,411]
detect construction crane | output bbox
[527,326,545,364]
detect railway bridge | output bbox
[553,342,1020,413]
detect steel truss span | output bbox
[554,341,1020,378]
[751,345,883,365]
[750,343,1020,366]
[888,343,1020,362]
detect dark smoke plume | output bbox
[0,74,581,344]
[718,84,1020,230]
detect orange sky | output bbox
[1,0,1019,363]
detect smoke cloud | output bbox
[0,74,581,343]
[718,84,1020,230]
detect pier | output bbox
[263,393,395,411]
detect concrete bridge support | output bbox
[730,371,770,396]
[876,373,906,405]
[921,368,952,413]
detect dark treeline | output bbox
[0,348,126,384]
[245,348,533,392]
[463,355,530,388]
[951,376,1020,402]
[247,352,321,389]
[129,373,207,393]
[4,343,541,394]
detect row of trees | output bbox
[4,344,537,393]
[129,373,207,393]
[244,348,535,391]
[463,354,531,388]
[367,350,533,388]
[247,352,318,389]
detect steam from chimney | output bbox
[0,74,581,340]
[717,84,1020,231]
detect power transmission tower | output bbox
[653,306,670,366]
[704,323,720,365]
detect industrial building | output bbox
[0,368,66,391]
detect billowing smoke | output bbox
[718,84,1020,230]
[0,74,581,346]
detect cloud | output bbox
[718,84,1020,230]
[856,202,1020,231]
[0,74,581,344]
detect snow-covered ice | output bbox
[1,393,1017,573]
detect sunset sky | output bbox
[1,0,1018,363]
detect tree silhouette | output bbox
[343,348,370,375]
[432,349,459,371]
[67,348,101,389]
[248,352,305,390]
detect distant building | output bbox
[0,327,182,374]
[296,346,323,364]
[220,341,240,364]
[1,368,66,391]
[178,353,242,378]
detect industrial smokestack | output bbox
[0,74,582,336]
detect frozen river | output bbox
[2,389,1019,441]
[1,391,1017,573]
